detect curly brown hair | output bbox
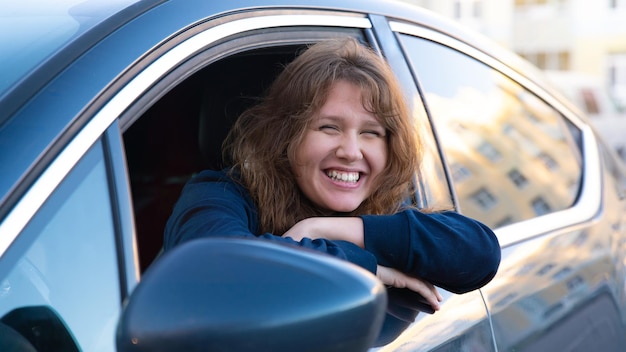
[223,37,423,235]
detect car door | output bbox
[392,19,626,351]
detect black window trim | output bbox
[102,122,139,299]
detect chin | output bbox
[327,203,361,213]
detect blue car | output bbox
[1,0,626,351]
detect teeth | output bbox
[327,170,360,183]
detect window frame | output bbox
[0,11,373,260]
[369,14,455,211]
[390,20,602,248]
[120,23,375,270]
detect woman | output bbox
[164,37,500,313]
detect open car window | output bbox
[120,27,369,271]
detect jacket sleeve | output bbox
[360,210,501,293]
[164,170,378,273]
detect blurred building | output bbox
[400,0,626,110]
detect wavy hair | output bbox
[223,37,422,235]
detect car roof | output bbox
[0,0,161,124]
[0,0,517,114]
[0,0,537,127]
[0,0,145,98]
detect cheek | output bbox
[295,133,328,166]
[369,141,389,174]
[292,141,309,171]
[291,134,317,176]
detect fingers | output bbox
[405,278,441,311]
[377,265,442,312]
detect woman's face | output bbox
[292,80,388,212]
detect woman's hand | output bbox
[283,217,365,247]
[377,265,442,312]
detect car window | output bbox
[121,28,369,271]
[0,139,121,351]
[399,34,583,229]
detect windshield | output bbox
[0,0,138,97]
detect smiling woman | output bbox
[292,80,389,213]
[163,37,501,324]
[4,0,626,350]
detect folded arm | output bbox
[284,210,501,294]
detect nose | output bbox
[336,133,363,162]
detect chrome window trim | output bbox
[390,21,602,248]
[0,14,372,256]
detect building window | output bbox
[609,0,625,9]
[608,52,626,111]
[538,152,558,170]
[470,188,498,210]
[495,216,514,228]
[508,169,529,188]
[518,51,570,70]
[454,0,462,18]
[453,0,483,19]
[532,196,552,215]
[580,88,600,115]
[473,0,482,17]
[536,263,556,276]
[515,0,551,6]
[450,163,472,183]
[536,52,547,69]
[478,141,502,162]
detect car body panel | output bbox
[0,0,147,99]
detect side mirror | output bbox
[116,238,387,352]
[0,306,79,352]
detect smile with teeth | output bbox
[326,170,360,183]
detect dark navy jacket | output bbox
[164,169,501,294]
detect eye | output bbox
[319,125,340,133]
[362,129,386,138]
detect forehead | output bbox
[314,82,382,122]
